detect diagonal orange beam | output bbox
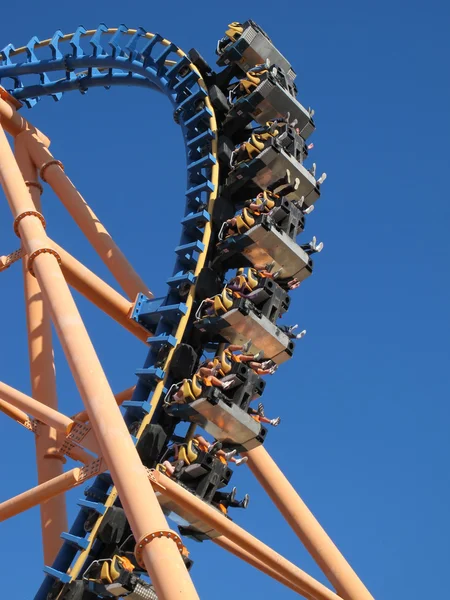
[0,399,33,429]
[49,239,149,342]
[23,132,152,301]
[214,536,315,599]
[0,381,72,432]
[243,446,374,600]
[0,126,198,600]
[15,134,67,564]
[0,461,104,522]
[150,469,342,600]
[71,385,136,423]
[0,93,50,146]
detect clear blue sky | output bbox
[0,1,449,598]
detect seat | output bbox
[218,350,233,375]
[181,379,197,402]
[235,214,251,234]
[225,22,244,41]
[239,68,268,95]
[242,207,256,227]
[247,268,259,289]
[236,268,259,290]
[178,440,199,466]
[191,374,203,398]
[222,287,234,310]
[213,294,228,315]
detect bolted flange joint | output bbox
[135,530,184,568]
[27,247,62,277]
[13,210,46,237]
[39,159,64,182]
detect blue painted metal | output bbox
[77,499,107,514]
[135,366,165,383]
[145,333,178,347]
[60,532,90,550]
[42,567,71,584]
[0,25,217,599]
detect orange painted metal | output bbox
[0,468,88,522]
[0,398,32,427]
[0,127,198,600]
[71,385,136,423]
[15,136,67,565]
[0,381,72,432]
[213,536,314,599]
[23,132,152,301]
[0,95,50,146]
[243,446,374,600]
[49,239,149,342]
[150,470,341,600]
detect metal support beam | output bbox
[23,131,152,301]
[49,239,149,342]
[0,464,102,522]
[0,126,199,600]
[150,470,341,600]
[213,536,314,598]
[71,385,136,423]
[15,135,67,565]
[243,446,374,600]
[0,94,50,146]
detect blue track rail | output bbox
[1,24,218,599]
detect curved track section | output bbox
[0,20,334,600]
[1,25,219,599]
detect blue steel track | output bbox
[0,24,219,599]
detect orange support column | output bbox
[15,136,67,566]
[0,94,50,146]
[71,385,136,423]
[243,446,374,600]
[0,467,97,522]
[0,127,198,600]
[24,132,152,301]
[49,239,149,342]
[150,470,341,600]
[213,536,313,598]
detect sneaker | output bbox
[222,380,233,390]
[253,350,264,361]
[272,269,283,279]
[296,329,307,339]
[264,261,275,272]
[315,242,324,253]
[229,486,237,503]
[270,417,281,427]
[240,493,250,509]
[234,456,248,466]
[303,205,314,215]
[224,449,237,460]
[242,339,252,353]
[257,402,265,416]
[209,441,222,454]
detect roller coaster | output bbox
[0,21,374,600]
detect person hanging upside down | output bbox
[193,434,248,466]
[162,435,247,476]
[248,403,281,427]
[213,486,249,511]
[170,364,232,405]
[224,342,277,376]
[279,324,307,340]
[300,236,324,255]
